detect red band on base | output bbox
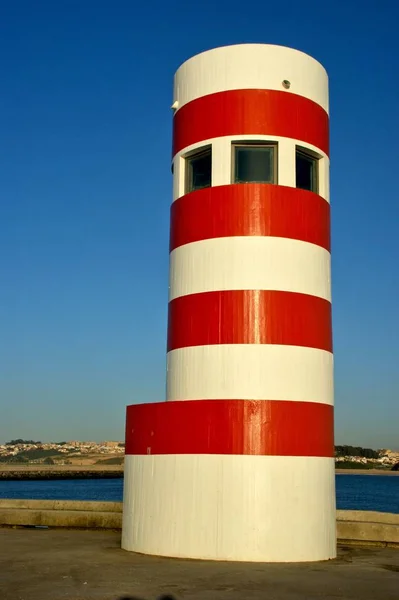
[125,399,334,457]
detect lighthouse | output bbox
[122,44,336,562]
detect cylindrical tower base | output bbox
[122,454,336,562]
[122,400,336,561]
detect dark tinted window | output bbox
[186,148,211,193]
[296,150,318,193]
[234,145,275,183]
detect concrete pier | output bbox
[0,528,398,600]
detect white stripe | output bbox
[174,44,329,113]
[169,237,331,302]
[167,345,334,405]
[173,134,330,202]
[122,454,336,561]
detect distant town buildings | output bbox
[335,449,399,467]
[0,440,124,463]
[0,440,397,468]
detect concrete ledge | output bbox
[0,501,397,547]
[337,509,399,525]
[0,499,122,529]
[337,510,399,547]
[0,508,122,529]
[0,499,122,512]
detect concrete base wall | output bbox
[0,500,122,530]
[0,499,122,512]
[0,500,397,549]
[122,455,337,562]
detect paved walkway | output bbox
[0,528,398,600]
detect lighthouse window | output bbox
[233,143,276,184]
[185,147,212,193]
[296,148,318,193]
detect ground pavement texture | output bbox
[0,528,398,600]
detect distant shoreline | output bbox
[335,468,399,476]
[0,464,398,481]
[0,464,123,481]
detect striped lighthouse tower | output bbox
[122,44,336,562]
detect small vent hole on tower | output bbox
[282,80,291,89]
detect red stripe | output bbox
[125,399,334,457]
[173,89,329,156]
[167,290,332,352]
[170,184,330,252]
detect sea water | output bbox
[0,474,398,513]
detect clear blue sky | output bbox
[1,1,398,448]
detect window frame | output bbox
[295,146,319,194]
[231,141,278,185]
[184,145,212,194]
